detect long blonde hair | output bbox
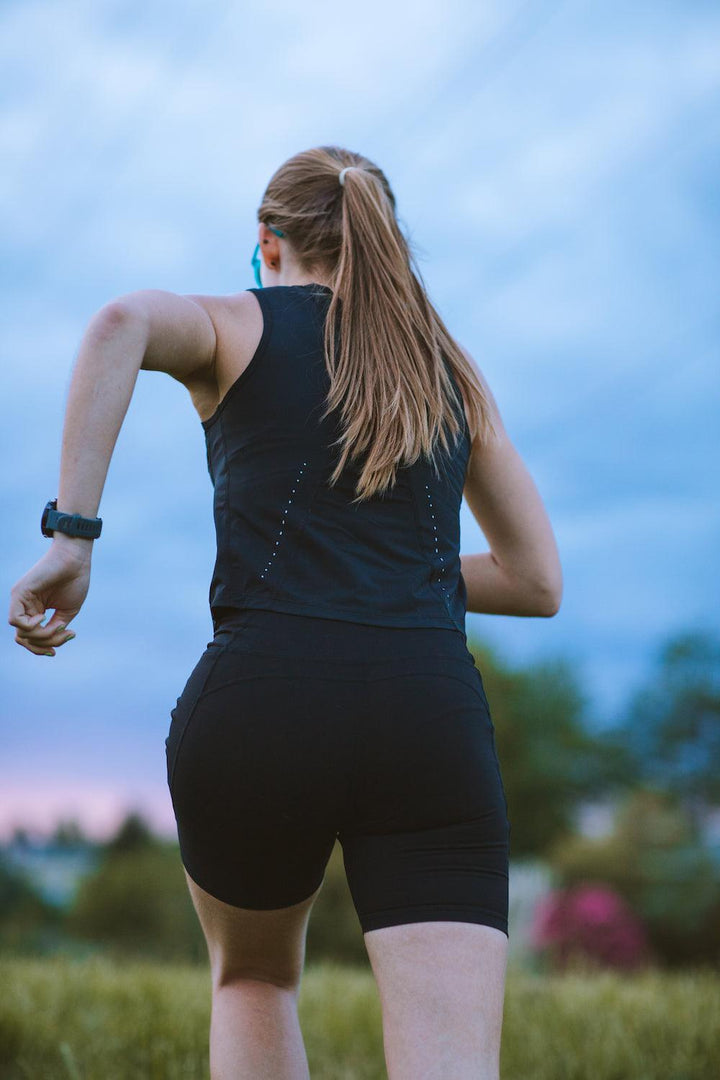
[257,145,499,503]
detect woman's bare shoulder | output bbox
[188,291,265,423]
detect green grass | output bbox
[0,955,718,1079]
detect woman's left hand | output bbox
[8,545,91,656]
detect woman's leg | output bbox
[338,645,511,1079]
[364,920,508,1080]
[185,870,322,1080]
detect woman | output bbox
[9,145,562,1079]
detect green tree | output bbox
[50,818,88,848]
[547,786,720,967]
[64,842,207,963]
[467,637,624,856]
[103,810,159,857]
[615,628,720,823]
[0,855,62,954]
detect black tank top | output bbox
[201,283,471,631]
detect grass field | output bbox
[0,954,718,1078]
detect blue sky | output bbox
[1,0,718,840]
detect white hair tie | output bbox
[338,166,355,186]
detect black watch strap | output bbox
[41,498,103,539]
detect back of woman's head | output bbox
[257,145,498,503]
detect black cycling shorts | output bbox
[165,607,510,937]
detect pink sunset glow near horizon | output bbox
[0,779,177,843]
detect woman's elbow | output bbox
[534,573,563,617]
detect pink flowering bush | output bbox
[530,882,652,971]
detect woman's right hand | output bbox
[8,544,90,656]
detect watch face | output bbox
[41,499,56,536]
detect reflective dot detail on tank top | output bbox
[425,482,448,596]
[259,460,308,580]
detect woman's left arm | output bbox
[8,291,218,656]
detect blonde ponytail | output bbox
[257,145,499,503]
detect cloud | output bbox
[1,0,718,829]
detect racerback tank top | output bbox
[201,283,471,632]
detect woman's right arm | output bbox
[458,347,563,617]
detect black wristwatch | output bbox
[41,498,103,539]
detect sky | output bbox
[1,0,718,841]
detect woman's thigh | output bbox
[364,919,508,1080]
[338,661,510,937]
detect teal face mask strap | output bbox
[251,226,286,288]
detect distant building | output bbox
[574,797,617,839]
[1,838,100,908]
